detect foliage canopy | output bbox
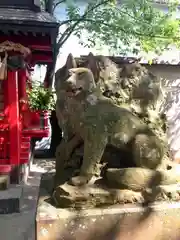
[42,0,180,55]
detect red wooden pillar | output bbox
[7,71,20,166]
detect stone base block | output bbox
[36,173,180,240]
[0,184,23,214]
[36,201,180,240]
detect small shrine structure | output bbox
[0,0,59,184]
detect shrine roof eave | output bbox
[0,19,59,27]
[0,7,58,24]
[0,8,59,35]
[0,20,59,35]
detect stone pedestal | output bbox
[36,173,180,240]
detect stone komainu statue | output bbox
[52,53,180,207]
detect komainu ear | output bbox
[66,53,77,70]
[54,54,77,90]
[86,52,100,83]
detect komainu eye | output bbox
[78,72,84,77]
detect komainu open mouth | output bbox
[65,86,83,96]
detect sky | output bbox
[32,1,180,82]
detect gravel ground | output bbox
[0,158,55,240]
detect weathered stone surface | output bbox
[53,181,180,208]
[53,53,177,208]
[39,169,180,209]
[104,167,180,191]
[55,67,164,185]
[36,173,180,240]
[52,182,144,208]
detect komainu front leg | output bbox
[55,134,82,169]
[69,132,108,186]
[55,135,82,184]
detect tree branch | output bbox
[56,0,111,52]
[58,27,79,48]
[53,0,66,12]
[58,18,180,41]
[58,25,74,46]
[57,0,170,53]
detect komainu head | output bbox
[79,52,121,95]
[55,53,77,95]
[64,67,96,96]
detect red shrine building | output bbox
[0,0,59,184]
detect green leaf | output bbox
[27,80,55,111]
[57,0,180,55]
[43,0,180,57]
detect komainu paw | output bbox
[69,175,92,186]
[115,189,144,204]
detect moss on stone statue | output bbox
[53,53,176,206]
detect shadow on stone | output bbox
[36,172,180,240]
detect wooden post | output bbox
[7,71,20,167]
